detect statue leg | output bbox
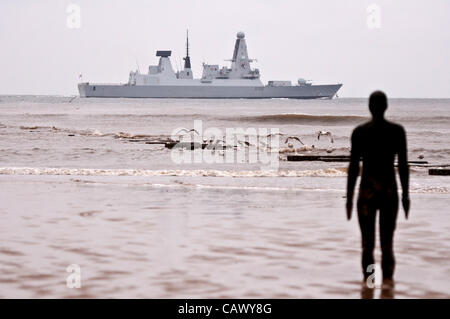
[379,193,399,280]
[357,197,377,279]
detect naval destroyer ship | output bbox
[78,31,342,99]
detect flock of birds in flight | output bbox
[173,128,336,153]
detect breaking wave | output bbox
[18,125,114,137]
[0,167,348,177]
[1,167,447,193]
[411,148,450,154]
[235,114,367,124]
[410,186,449,194]
[398,116,450,124]
[16,125,169,140]
[136,183,449,194]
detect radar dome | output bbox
[237,31,245,39]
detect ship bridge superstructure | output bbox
[128,31,263,87]
[201,31,260,81]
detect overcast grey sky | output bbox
[0,0,449,97]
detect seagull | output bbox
[266,132,285,138]
[68,96,78,103]
[203,136,217,144]
[316,131,334,143]
[258,133,283,148]
[237,140,252,147]
[284,136,304,145]
[175,128,200,136]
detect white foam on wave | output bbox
[0,166,348,178]
[67,178,344,192]
[1,167,447,193]
[410,186,449,194]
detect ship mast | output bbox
[183,29,191,69]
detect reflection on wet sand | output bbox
[0,175,449,298]
[360,280,395,299]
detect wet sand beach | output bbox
[0,96,449,298]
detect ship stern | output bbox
[78,82,88,97]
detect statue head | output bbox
[369,90,388,120]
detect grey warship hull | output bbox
[78,83,342,99]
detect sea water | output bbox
[0,96,449,298]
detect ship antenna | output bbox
[186,29,189,58]
[134,56,141,73]
[183,29,192,69]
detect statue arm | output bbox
[397,126,410,217]
[346,129,360,220]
